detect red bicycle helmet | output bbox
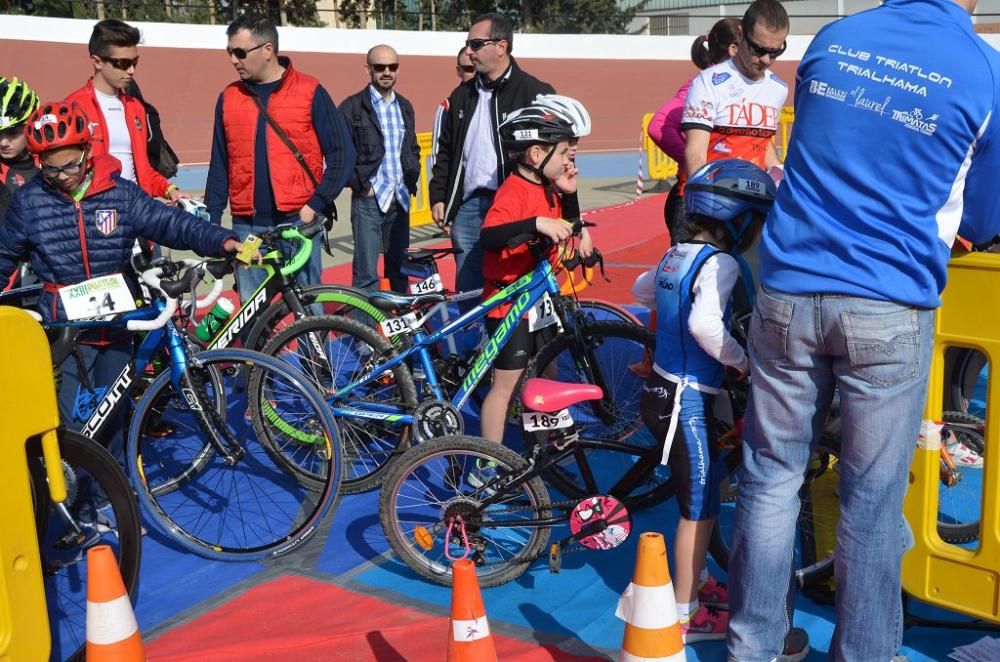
[25,101,92,154]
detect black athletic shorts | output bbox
[485,317,557,371]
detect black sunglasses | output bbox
[465,38,502,52]
[744,33,786,59]
[101,56,139,71]
[41,152,86,178]
[370,63,399,73]
[227,42,268,60]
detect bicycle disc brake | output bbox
[568,495,632,550]
[412,399,464,443]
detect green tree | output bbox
[334,0,641,33]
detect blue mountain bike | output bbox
[259,221,655,493]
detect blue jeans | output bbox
[232,217,322,299]
[350,195,410,293]
[727,287,934,662]
[57,340,132,466]
[450,192,494,311]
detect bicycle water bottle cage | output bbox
[367,291,447,314]
[521,378,603,413]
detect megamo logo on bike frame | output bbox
[461,288,533,394]
[210,288,268,349]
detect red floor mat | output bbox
[146,575,608,661]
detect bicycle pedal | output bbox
[548,543,562,573]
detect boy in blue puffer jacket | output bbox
[0,100,245,462]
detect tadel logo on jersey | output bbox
[890,107,938,136]
[712,72,731,86]
[725,102,779,128]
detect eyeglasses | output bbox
[465,38,502,52]
[226,42,268,60]
[369,63,399,73]
[41,152,86,178]
[458,64,476,73]
[744,33,786,59]
[101,56,140,71]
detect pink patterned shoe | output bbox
[680,605,728,642]
[697,575,729,609]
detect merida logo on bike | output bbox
[82,371,133,437]
[211,289,268,348]
[461,291,532,393]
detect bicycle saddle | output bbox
[405,246,463,262]
[521,378,604,413]
[367,291,447,312]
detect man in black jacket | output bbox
[342,44,421,293]
[429,13,554,302]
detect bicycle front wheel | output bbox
[261,315,418,494]
[30,430,142,662]
[379,436,551,588]
[245,283,387,351]
[127,349,342,561]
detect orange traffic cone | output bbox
[615,532,686,661]
[379,277,392,291]
[446,559,497,662]
[86,544,145,661]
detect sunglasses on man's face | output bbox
[465,38,501,52]
[226,42,268,60]
[369,63,399,73]
[744,33,786,59]
[101,56,139,71]
[458,64,476,73]
[41,152,86,178]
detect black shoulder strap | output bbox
[249,93,319,189]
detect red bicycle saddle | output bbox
[521,378,604,413]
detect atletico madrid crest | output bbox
[96,209,118,235]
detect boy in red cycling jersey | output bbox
[474,98,593,467]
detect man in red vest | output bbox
[205,13,356,297]
[64,19,190,203]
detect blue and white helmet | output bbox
[684,158,776,251]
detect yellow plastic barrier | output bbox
[641,107,796,181]
[0,308,60,659]
[641,113,681,181]
[902,252,1000,623]
[409,132,434,228]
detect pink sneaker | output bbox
[680,605,728,642]
[697,576,729,609]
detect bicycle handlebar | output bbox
[127,265,179,331]
[255,218,324,277]
[505,219,596,250]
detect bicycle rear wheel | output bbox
[577,299,642,326]
[29,430,142,662]
[379,435,551,588]
[260,315,418,494]
[937,411,985,544]
[127,349,342,561]
[709,437,842,588]
[519,321,663,505]
[945,348,988,418]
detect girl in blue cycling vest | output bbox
[633,158,775,642]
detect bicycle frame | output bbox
[48,301,189,440]
[331,261,563,424]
